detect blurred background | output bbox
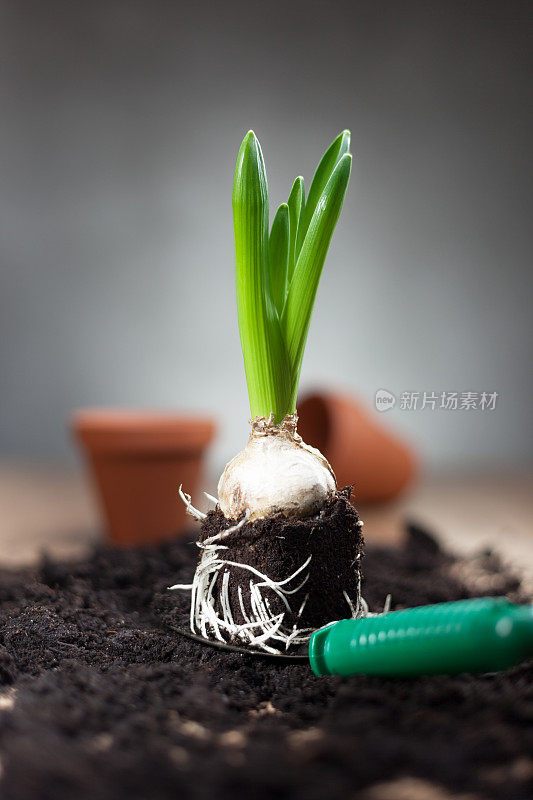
[0,0,532,563]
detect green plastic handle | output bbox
[309,597,533,677]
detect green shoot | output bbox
[268,203,289,315]
[287,176,305,284]
[233,130,351,422]
[282,153,352,408]
[296,129,351,256]
[233,132,292,423]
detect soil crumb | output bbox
[0,521,530,800]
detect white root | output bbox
[173,486,369,652]
[174,485,338,651]
[359,596,370,617]
[178,485,206,521]
[202,509,251,546]
[170,545,371,653]
[170,547,324,653]
[343,590,357,618]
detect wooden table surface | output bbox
[0,462,531,589]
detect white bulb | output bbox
[217,415,336,521]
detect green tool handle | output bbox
[309,597,533,678]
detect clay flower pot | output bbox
[297,392,416,504]
[72,409,216,545]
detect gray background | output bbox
[1,0,532,474]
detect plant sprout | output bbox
[174,130,362,653]
[233,130,351,424]
[218,130,351,522]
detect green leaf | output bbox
[268,203,289,315]
[296,130,351,257]
[283,152,352,407]
[232,131,291,422]
[287,176,304,284]
[232,130,351,423]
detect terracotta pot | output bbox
[72,409,216,545]
[297,392,416,504]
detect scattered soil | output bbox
[0,519,531,800]
[198,490,364,634]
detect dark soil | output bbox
[198,490,364,635]
[0,520,531,800]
